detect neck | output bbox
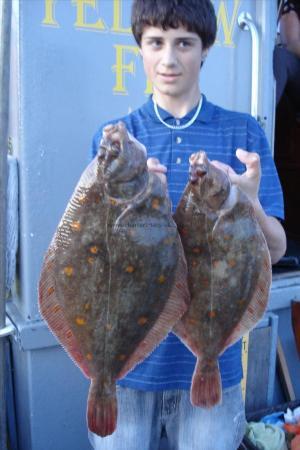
[153,86,201,118]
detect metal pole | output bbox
[0,0,12,449]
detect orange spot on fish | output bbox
[78,194,86,204]
[84,303,91,311]
[47,286,55,296]
[66,330,73,338]
[110,198,118,206]
[138,316,148,326]
[125,265,135,273]
[158,275,166,284]
[52,304,61,313]
[75,317,87,326]
[192,247,202,254]
[87,256,95,264]
[238,298,246,305]
[70,221,81,231]
[105,323,112,331]
[224,234,231,241]
[192,260,198,267]
[63,266,74,277]
[208,310,216,318]
[187,318,197,325]
[118,354,126,361]
[89,246,99,254]
[151,198,160,209]
[228,259,236,268]
[86,353,93,361]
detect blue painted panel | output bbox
[11,336,91,450]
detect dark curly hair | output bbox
[131,0,217,50]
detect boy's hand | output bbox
[147,157,167,183]
[211,148,261,203]
[147,157,167,175]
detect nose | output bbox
[161,44,177,67]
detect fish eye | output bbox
[98,145,107,158]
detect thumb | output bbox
[147,158,167,174]
[236,148,260,179]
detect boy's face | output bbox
[140,26,207,102]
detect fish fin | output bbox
[191,358,221,408]
[87,380,117,437]
[223,250,271,350]
[118,249,189,379]
[173,320,202,357]
[38,251,91,378]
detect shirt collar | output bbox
[142,94,214,125]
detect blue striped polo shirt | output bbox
[90,94,284,391]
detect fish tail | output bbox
[191,358,221,408]
[87,379,117,437]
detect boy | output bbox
[89,1,286,449]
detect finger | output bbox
[147,158,167,174]
[236,149,260,176]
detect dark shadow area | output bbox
[273,93,300,271]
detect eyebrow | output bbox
[143,36,198,42]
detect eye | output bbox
[178,40,191,49]
[145,38,163,49]
[151,39,163,49]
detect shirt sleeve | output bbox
[246,116,285,220]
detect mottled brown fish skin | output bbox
[173,151,271,408]
[39,122,188,436]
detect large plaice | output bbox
[38,123,189,437]
[173,151,271,409]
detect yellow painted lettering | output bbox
[111,0,131,34]
[215,0,240,47]
[42,0,59,27]
[72,0,107,30]
[144,78,152,95]
[112,45,140,95]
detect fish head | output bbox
[189,151,230,211]
[97,122,147,185]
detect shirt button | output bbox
[176,119,180,126]
[176,136,182,144]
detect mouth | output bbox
[158,73,181,81]
[189,166,207,184]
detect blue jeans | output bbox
[88,383,246,450]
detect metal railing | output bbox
[238,12,260,121]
